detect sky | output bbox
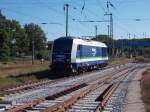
[0,0,150,41]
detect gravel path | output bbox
[124,68,146,112]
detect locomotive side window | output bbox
[76,45,82,58]
[77,45,81,51]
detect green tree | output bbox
[0,29,10,61]
[0,11,48,60]
[15,29,29,56]
[24,23,47,58]
[10,20,29,56]
[0,11,30,57]
[0,10,7,29]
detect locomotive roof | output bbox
[57,36,107,47]
[74,38,107,47]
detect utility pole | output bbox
[110,13,113,41]
[95,25,98,40]
[110,13,114,57]
[107,24,110,49]
[121,36,123,57]
[105,0,114,58]
[105,13,114,57]
[133,34,136,57]
[128,33,131,58]
[32,30,35,65]
[107,25,110,38]
[65,4,69,37]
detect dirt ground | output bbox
[141,68,150,112]
[123,68,147,112]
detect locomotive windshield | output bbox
[53,38,73,53]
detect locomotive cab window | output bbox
[53,38,73,53]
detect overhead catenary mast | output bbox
[95,25,98,39]
[64,4,69,37]
[105,0,114,57]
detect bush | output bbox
[135,56,145,62]
[36,50,50,60]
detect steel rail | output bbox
[3,64,133,112]
[42,67,135,112]
[95,68,136,112]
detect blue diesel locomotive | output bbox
[50,37,108,73]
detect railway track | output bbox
[0,63,128,97]
[0,63,147,112]
[0,63,124,97]
[0,63,134,111]
[41,67,134,112]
